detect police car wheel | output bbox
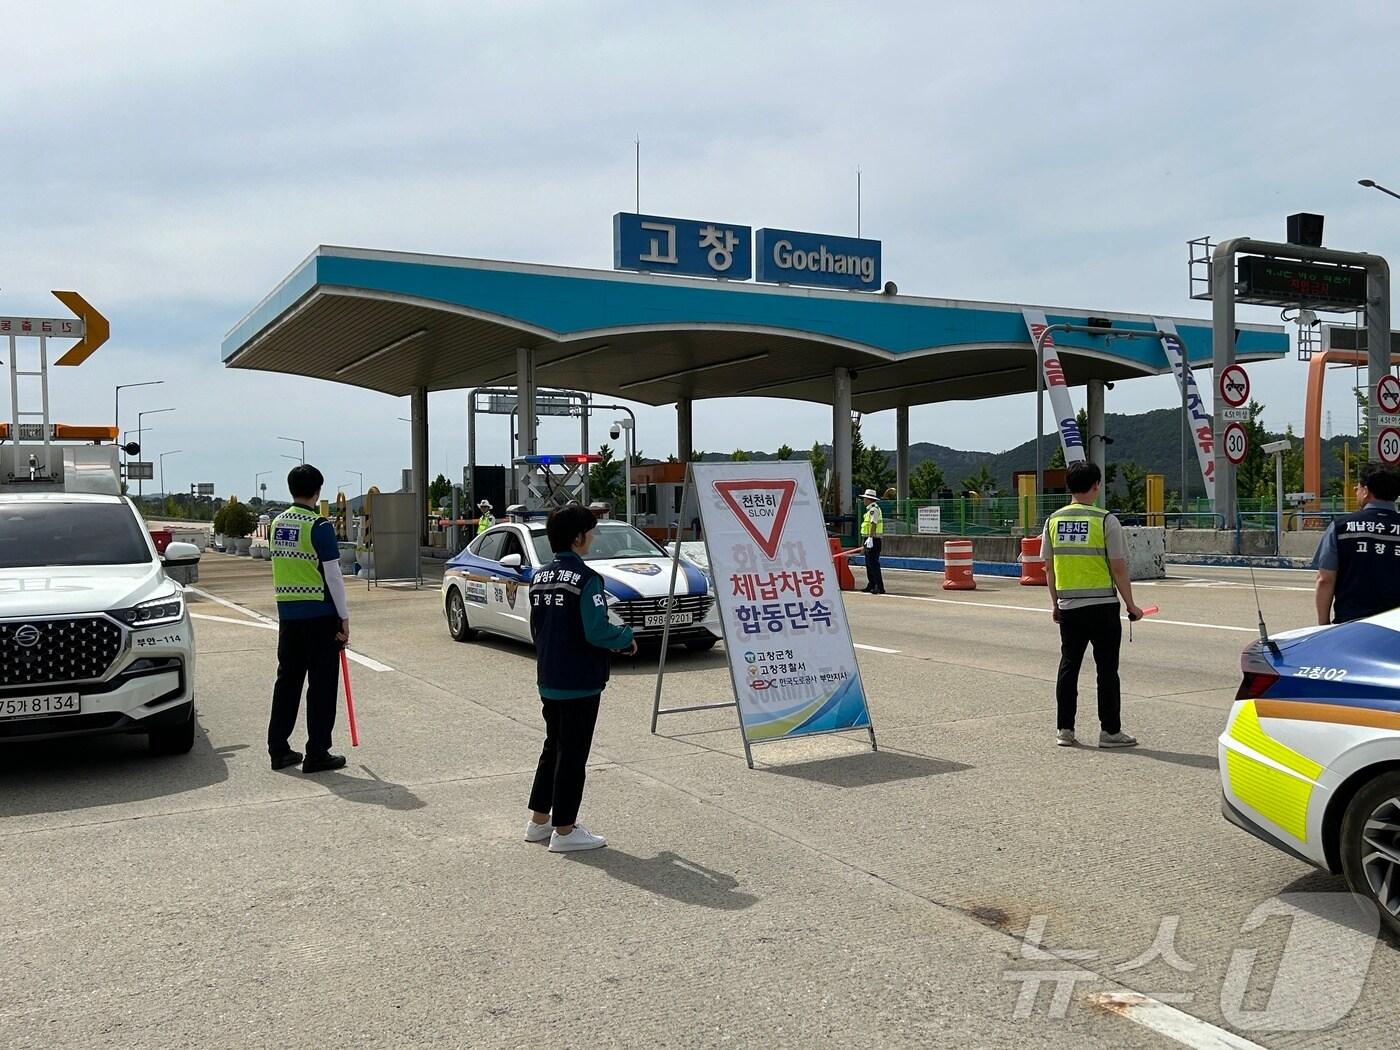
[1339,770,1400,938]
[447,588,476,642]
[148,704,196,756]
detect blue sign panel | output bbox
[613,213,752,280]
[755,228,881,291]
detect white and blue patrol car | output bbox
[1219,607,1400,936]
[442,518,720,651]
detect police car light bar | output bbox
[517,454,603,466]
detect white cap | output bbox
[861,489,879,500]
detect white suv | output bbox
[0,493,200,754]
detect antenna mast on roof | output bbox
[635,137,640,214]
[857,167,861,238]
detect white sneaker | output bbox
[1099,730,1139,748]
[549,823,607,852]
[525,819,552,844]
[1056,729,1075,747]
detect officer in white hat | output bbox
[859,489,885,595]
[476,499,496,536]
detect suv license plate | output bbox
[643,612,694,628]
[0,693,80,720]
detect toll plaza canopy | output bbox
[224,245,1287,410]
[223,245,1288,523]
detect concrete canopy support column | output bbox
[1086,380,1106,507]
[515,347,536,506]
[833,368,852,521]
[1368,264,1392,462]
[895,404,910,502]
[676,397,693,463]
[411,386,429,544]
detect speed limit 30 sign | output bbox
[1223,421,1249,465]
[1379,427,1400,466]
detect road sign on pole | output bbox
[1219,364,1251,408]
[1223,422,1249,466]
[1376,375,1400,416]
[196,483,215,496]
[127,461,154,481]
[1379,428,1400,466]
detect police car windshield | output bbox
[529,522,664,563]
[0,502,153,568]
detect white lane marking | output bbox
[1088,992,1269,1049]
[191,612,276,631]
[187,586,276,625]
[854,642,901,654]
[187,594,394,672]
[888,594,1255,633]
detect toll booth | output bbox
[627,462,703,542]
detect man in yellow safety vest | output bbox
[859,489,885,595]
[1042,462,1143,750]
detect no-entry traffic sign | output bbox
[1219,364,1250,408]
[1377,375,1400,416]
[1223,421,1249,465]
[1379,427,1400,466]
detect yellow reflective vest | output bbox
[1046,503,1115,600]
[270,504,328,604]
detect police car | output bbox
[442,517,720,650]
[0,491,202,754]
[1219,609,1400,935]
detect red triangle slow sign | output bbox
[713,479,798,560]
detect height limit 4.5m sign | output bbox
[653,460,877,767]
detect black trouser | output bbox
[268,614,340,758]
[863,537,885,593]
[528,695,601,827]
[1056,602,1122,734]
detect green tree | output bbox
[588,444,624,505]
[960,464,998,496]
[856,446,894,494]
[808,442,829,506]
[1113,461,1148,513]
[428,472,452,507]
[630,448,646,467]
[775,444,795,461]
[730,449,752,462]
[909,460,945,500]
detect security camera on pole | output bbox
[610,418,634,524]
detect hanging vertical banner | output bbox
[689,460,875,756]
[1021,308,1086,465]
[1153,317,1216,500]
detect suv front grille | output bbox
[0,617,124,688]
[615,594,714,631]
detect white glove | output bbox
[864,536,874,550]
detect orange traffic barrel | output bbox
[830,537,856,591]
[1019,536,1046,586]
[942,539,975,590]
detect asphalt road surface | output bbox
[3,556,1394,1049]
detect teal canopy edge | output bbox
[222,251,1290,371]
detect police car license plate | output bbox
[643,612,693,627]
[0,692,80,720]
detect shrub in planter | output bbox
[221,502,257,542]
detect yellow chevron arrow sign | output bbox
[50,290,109,366]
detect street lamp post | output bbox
[158,450,182,504]
[277,436,305,464]
[114,381,163,465]
[136,407,175,503]
[1359,179,1400,202]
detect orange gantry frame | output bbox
[0,423,119,442]
[1304,350,1400,509]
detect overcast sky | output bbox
[4,1,1399,499]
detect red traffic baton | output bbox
[831,546,866,560]
[340,648,360,748]
[1140,606,1160,617]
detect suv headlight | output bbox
[113,589,186,628]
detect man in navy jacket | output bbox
[525,505,636,852]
